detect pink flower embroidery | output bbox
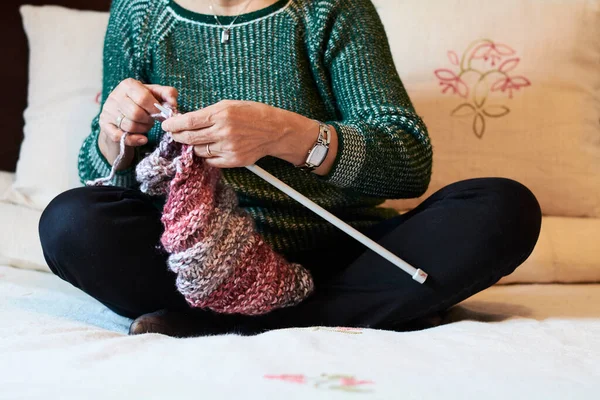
[470,42,515,66]
[497,58,521,73]
[265,374,374,393]
[264,374,306,384]
[447,50,460,66]
[311,326,364,334]
[334,327,363,333]
[340,377,374,387]
[434,39,531,138]
[434,69,469,98]
[491,75,531,99]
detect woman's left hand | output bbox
[162,100,289,168]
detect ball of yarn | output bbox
[135,125,314,315]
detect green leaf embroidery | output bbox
[482,105,510,118]
[451,103,476,117]
[474,79,489,108]
[473,113,486,138]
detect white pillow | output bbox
[0,173,48,271]
[0,172,14,199]
[375,0,600,218]
[4,5,108,210]
[0,202,47,272]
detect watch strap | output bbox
[296,121,330,172]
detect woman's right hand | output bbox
[98,78,178,168]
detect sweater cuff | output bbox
[88,136,137,188]
[315,121,366,188]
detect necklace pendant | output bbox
[221,29,231,44]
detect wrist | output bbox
[269,109,319,166]
[98,132,134,170]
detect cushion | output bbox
[0,202,47,272]
[0,0,110,172]
[4,5,108,209]
[375,0,600,218]
[498,216,600,284]
[0,172,14,196]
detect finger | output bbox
[116,117,154,134]
[146,84,178,108]
[121,78,163,116]
[162,108,214,133]
[103,123,148,147]
[171,129,217,145]
[204,156,233,169]
[118,95,155,124]
[101,111,153,134]
[193,143,219,158]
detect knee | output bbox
[39,187,97,261]
[483,178,542,266]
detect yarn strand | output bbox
[86,132,130,186]
[86,103,174,187]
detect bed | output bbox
[2,262,599,399]
[1,0,599,398]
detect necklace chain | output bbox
[209,0,255,43]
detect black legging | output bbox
[39,177,541,334]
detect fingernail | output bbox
[138,138,147,145]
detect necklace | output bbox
[209,0,255,44]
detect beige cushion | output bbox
[374,0,600,218]
[498,216,600,284]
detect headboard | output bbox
[1,0,111,172]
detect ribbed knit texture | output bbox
[78,0,433,260]
[135,106,314,314]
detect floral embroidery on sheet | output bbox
[434,39,531,138]
[310,326,364,334]
[264,374,374,393]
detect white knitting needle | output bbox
[245,164,428,284]
[155,103,427,284]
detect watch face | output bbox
[308,145,328,165]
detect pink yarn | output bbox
[131,104,315,315]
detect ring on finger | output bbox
[206,143,213,157]
[116,113,126,131]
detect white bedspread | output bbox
[1,264,599,400]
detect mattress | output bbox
[1,264,599,399]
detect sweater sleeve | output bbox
[314,0,433,199]
[77,0,147,188]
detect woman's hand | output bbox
[162,100,338,172]
[161,100,285,168]
[98,78,178,168]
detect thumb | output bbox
[146,84,179,108]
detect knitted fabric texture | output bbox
[78,0,433,261]
[133,107,314,315]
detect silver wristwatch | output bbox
[296,121,331,172]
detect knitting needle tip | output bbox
[154,102,172,117]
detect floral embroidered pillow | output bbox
[374,0,600,218]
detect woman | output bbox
[39,0,542,337]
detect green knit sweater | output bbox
[78,0,433,259]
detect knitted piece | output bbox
[134,106,314,315]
